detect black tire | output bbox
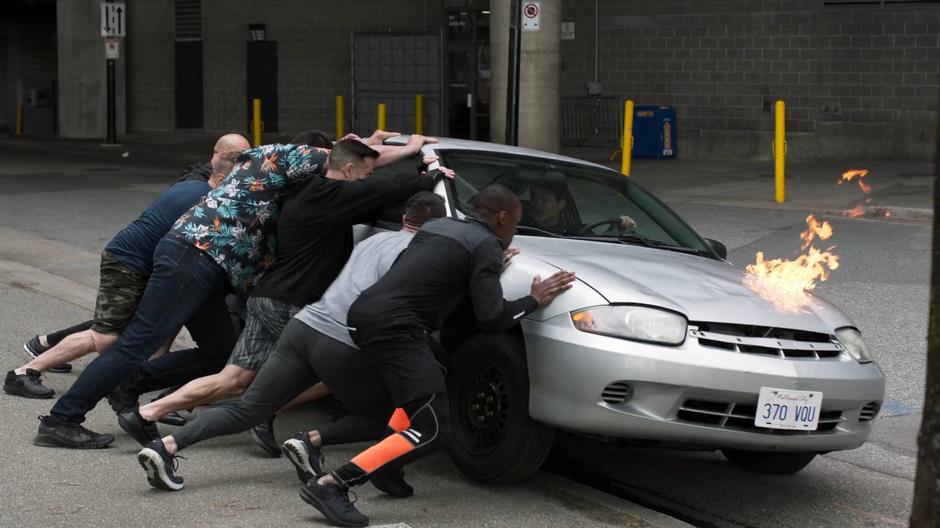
[721,449,818,474]
[447,332,555,483]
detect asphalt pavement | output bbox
[0,133,932,527]
[0,138,688,528]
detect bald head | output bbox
[209,134,250,189]
[214,133,250,154]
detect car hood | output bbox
[514,236,854,333]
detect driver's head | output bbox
[529,183,567,228]
[470,184,522,246]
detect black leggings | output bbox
[172,320,395,451]
[332,391,450,487]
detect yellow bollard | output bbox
[15,104,23,136]
[252,98,262,147]
[774,100,786,203]
[415,95,424,135]
[335,96,344,140]
[621,100,635,177]
[377,103,387,132]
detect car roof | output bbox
[384,135,618,174]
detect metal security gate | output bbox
[560,96,623,148]
[352,32,442,136]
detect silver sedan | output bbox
[374,137,885,483]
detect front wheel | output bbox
[447,332,555,483]
[721,449,818,474]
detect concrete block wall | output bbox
[560,0,940,160]
[199,0,446,136]
[126,0,174,131]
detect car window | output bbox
[440,149,713,255]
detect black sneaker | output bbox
[282,431,324,483]
[4,369,54,399]
[299,481,369,528]
[157,411,188,427]
[33,415,114,449]
[118,410,160,446]
[370,465,414,498]
[251,417,281,458]
[137,439,184,491]
[106,382,139,414]
[23,336,72,373]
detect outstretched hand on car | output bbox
[530,270,576,307]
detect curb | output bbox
[830,205,933,223]
[532,471,695,528]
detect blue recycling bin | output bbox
[632,105,676,159]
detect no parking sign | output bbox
[522,0,541,31]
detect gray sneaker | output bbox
[4,369,54,399]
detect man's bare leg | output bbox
[14,330,116,376]
[276,382,331,415]
[137,365,256,422]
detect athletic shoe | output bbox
[299,481,369,528]
[4,369,54,399]
[251,417,281,458]
[23,336,72,373]
[370,465,414,498]
[118,410,161,446]
[106,382,139,414]
[33,415,114,449]
[282,432,324,483]
[137,439,184,491]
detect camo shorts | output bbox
[91,250,149,335]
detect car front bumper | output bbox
[522,315,886,452]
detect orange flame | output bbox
[843,206,865,218]
[745,215,839,313]
[800,214,833,250]
[839,169,871,193]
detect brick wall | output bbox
[127,0,174,131]
[560,0,940,159]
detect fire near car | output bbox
[365,136,884,483]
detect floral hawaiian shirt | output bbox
[169,143,329,291]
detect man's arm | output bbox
[371,134,438,168]
[468,240,576,333]
[329,172,436,227]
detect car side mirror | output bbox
[705,238,728,259]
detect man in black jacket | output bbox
[301,184,576,527]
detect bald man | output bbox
[4,134,250,401]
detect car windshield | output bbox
[439,149,714,256]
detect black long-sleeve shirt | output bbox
[347,216,539,342]
[249,172,434,307]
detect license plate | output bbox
[754,387,823,430]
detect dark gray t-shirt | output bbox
[294,230,414,348]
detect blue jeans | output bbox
[50,238,232,424]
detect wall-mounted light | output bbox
[249,23,266,42]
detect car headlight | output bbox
[835,327,874,363]
[571,305,687,346]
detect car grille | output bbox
[689,322,844,360]
[859,401,880,422]
[677,399,843,435]
[601,382,631,404]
